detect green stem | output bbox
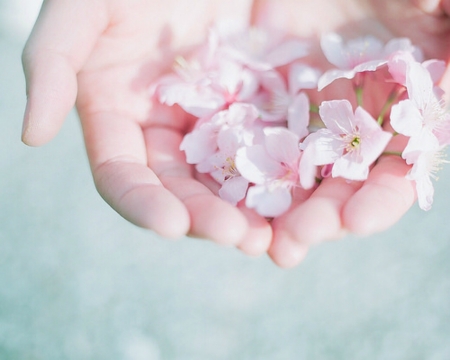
[310,104,319,113]
[355,86,364,107]
[377,89,399,126]
[381,151,402,157]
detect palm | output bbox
[72,0,270,250]
[23,0,450,266]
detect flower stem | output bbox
[355,86,364,107]
[377,89,399,126]
[381,151,402,157]
[310,104,319,113]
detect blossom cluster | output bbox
[151,25,450,217]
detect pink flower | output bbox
[235,127,302,217]
[216,26,309,71]
[318,33,421,90]
[156,56,259,118]
[180,103,261,205]
[200,128,251,205]
[299,99,392,186]
[254,64,319,140]
[388,51,446,87]
[390,61,450,157]
[404,135,448,211]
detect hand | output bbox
[22,0,274,254]
[22,0,450,267]
[251,0,450,267]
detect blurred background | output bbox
[2,1,450,359]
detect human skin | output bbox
[22,0,450,267]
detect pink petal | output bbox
[319,100,355,134]
[354,107,387,135]
[390,99,423,137]
[402,130,439,164]
[219,176,249,205]
[302,130,342,165]
[236,145,283,184]
[359,128,392,166]
[180,123,218,164]
[160,82,225,117]
[406,152,436,211]
[287,92,310,139]
[387,51,415,85]
[265,39,309,68]
[422,59,446,85]
[289,63,321,94]
[332,155,369,180]
[384,38,423,62]
[320,33,349,69]
[321,33,384,69]
[263,127,300,165]
[246,185,292,217]
[298,147,318,189]
[353,59,387,73]
[406,61,434,110]
[317,69,355,91]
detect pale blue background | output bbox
[1,1,450,359]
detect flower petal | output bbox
[246,185,292,217]
[319,99,355,134]
[236,145,283,184]
[263,127,300,165]
[390,99,423,137]
[288,92,310,139]
[219,176,249,205]
[406,61,434,110]
[302,130,342,165]
[180,123,218,164]
[332,155,369,181]
[317,69,355,91]
[289,63,320,94]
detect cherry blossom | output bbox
[155,56,259,118]
[154,27,449,216]
[255,64,319,139]
[201,128,251,205]
[318,33,421,90]
[235,127,302,217]
[405,135,448,211]
[215,25,309,71]
[390,61,450,157]
[300,100,392,184]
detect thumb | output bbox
[22,0,109,146]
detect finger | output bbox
[267,232,309,268]
[22,0,108,146]
[271,177,361,246]
[444,0,450,15]
[144,126,249,245]
[82,110,190,239]
[342,154,416,236]
[236,205,273,257]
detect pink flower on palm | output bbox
[235,126,302,217]
[318,33,421,90]
[215,25,309,71]
[300,99,392,187]
[390,61,450,154]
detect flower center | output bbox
[423,98,449,136]
[427,148,448,181]
[342,133,362,154]
[223,157,240,180]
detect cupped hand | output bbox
[22,0,275,253]
[22,0,450,266]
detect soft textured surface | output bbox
[1,2,450,359]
